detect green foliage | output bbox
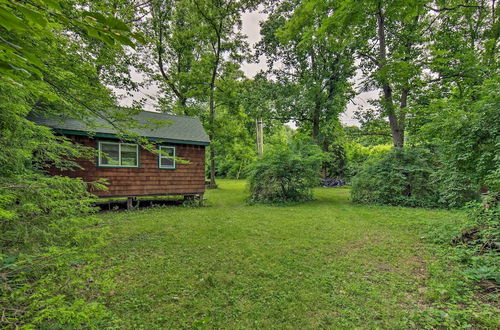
[351,147,443,208]
[314,120,348,178]
[212,103,257,179]
[283,0,498,148]
[0,0,142,84]
[344,124,392,147]
[257,0,354,144]
[1,0,498,326]
[349,77,499,208]
[344,143,391,178]
[418,77,500,207]
[247,136,325,204]
[1,244,116,328]
[0,1,140,327]
[412,193,500,328]
[0,175,114,328]
[134,0,260,184]
[0,176,100,250]
[457,195,500,283]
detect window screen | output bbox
[159,146,175,169]
[98,142,138,167]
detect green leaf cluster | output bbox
[0,0,142,83]
[0,1,142,327]
[0,175,114,327]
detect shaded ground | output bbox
[95,180,467,328]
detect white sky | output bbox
[119,8,378,127]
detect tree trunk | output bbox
[376,4,404,148]
[312,100,321,141]
[256,118,264,156]
[156,11,186,107]
[310,51,322,143]
[209,81,216,186]
[208,34,221,187]
[398,87,409,145]
[210,144,216,186]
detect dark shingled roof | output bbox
[30,111,210,145]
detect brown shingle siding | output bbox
[49,135,206,197]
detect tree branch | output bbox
[358,51,380,67]
[425,4,481,12]
[350,131,392,137]
[155,10,185,103]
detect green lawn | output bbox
[94,180,474,328]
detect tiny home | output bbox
[31,111,210,201]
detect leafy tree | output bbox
[1,1,141,326]
[1,0,148,182]
[282,0,498,148]
[344,142,391,178]
[136,0,204,112]
[280,0,429,147]
[134,0,258,186]
[214,109,256,178]
[211,76,291,179]
[257,0,355,145]
[419,77,500,207]
[0,0,142,85]
[344,125,392,147]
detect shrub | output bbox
[0,175,113,328]
[0,175,102,250]
[351,147,443,208]
[433,168,481,208]
[417,78,500,207]
[344,143,391,179]
[247,137,325,204]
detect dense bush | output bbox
[0,176,102,249]
[344,143,391,179]
[351,147,444,208]
[0,175,113,327]
[418,79,500,207]
[247,137,325,204]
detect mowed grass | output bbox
[95,180,465,328]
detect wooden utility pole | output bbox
[256,118,264,156]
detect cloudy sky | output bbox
[121,8,378,126]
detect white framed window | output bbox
[158,145,175,169]
[98,141,139,168]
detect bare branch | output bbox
[358,52,380,67]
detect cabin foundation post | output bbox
[127,197,137,210]
[183,194,195,201]
[183,194,204,206]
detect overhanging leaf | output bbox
[17,4,48,28]
[0,6,27,32]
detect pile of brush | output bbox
[321,178,346,187]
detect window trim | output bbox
[158,145,176,169]
[97,141,140,168]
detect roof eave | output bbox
[53,128,210,146]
